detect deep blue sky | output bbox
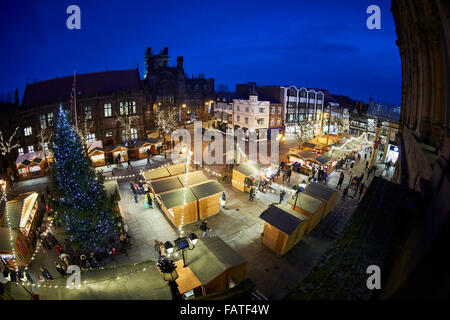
[0,0,400,105]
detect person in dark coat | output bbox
[55,262,67,276]
[40,267,53,280]
[279,189,286,204]
[342,186,349,201]
[336,172,345,189]
[200,220,212,237]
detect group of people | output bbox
[310,166,328,184]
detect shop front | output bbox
[87,140,106,167]
[15,151,48,180]
[111,145,129,163]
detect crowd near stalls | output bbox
[168,237,247,299]
[232,161,278,193]
[140,164,224,228]
[15,151,52,180]
[260,203,309,255]
[286,149,336,177]
[87,140,106,167]
[0,192,44,267]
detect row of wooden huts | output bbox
[260,182,338,255]
[142,164,224,228]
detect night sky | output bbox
[0,0,400,105]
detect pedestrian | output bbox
[55,243,65,255]
[279,189,286,204]
[336,172,344,189]
[342,186,349,201]
[55,262,66,276]
[287,168,292,183]
[154,240,162,259]
[358,183,366,200]
[40,267,53,281]
[350,160,355,169]
[249,186,254,201]
[127,157,133,169]
[365,161,369,170]
[322,170,327,183]
[199,220,212,237]
[59,253,71,266]
[145,192,153,209]
[220,192,226,209]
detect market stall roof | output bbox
[142,167,171,181]
[0,228,18,252]
[134,140,150,148]
[287,192,325,214]
[173,259,202,294]
[302,142,317,149]
[177,171,209,187]
[296,150,319,160]
[305,182,336,201]
[186,237,246,285]
[234,161,261,177]
[260,204,308,235]
[190,180,224,199]
[166,163,194,176]
[315,155,331,165]
[150,176,183,194]
[159,188,197,209]
[112,144,128,151]
[16,151,45,165]
[1,192,37,228]
[87,140,104,153]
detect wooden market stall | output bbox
[177,170,209,187]
[287,192,326,234]
[190,180,224,219]
[259,203,309,255]
[185,237,247,297]
[134,140,153,159]
[232,161,262,192]
[141,166,171,182]
[314,155,337,174]
[157,187,198,227]
[304,182,338,218]
[87,140,106,167]
[166,163,194,177]
[111,144,128,163]
[287,150,319,176]
[149,176,183,195]
[0,192,43,267]
[15,151,48,180]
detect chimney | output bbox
[14,88,19,106]
[177,56,183,69]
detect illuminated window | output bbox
[84,106,92,120]
[278,107,281,114]
[27,145,34,153]
[43,142,49,151]
[47,112,54,127]
[270,118,274,125]
[18,148,24,155]
[105,131,113,138]
[130,128,138,140]
[86,133,96,143]
[245,117,249,124]
[104,103,112,118]
[40,115,47,130]
[277,118,281,125]
[271,107,275,114]
[24,127,32,136]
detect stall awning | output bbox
[305,182,336,200]
[177,171,209,187]
[296,150,319,160]
[190,180,224,199]
[111,144,128,152]
[235,161,261,177]
[159,188,197,209]
[260,204,308,235]
[150,176,183,194]
[1,192,38,229]
[174,260,202,294]
[16,151,46,165]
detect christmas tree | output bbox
[50,106,118,251]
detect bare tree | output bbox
[113,113,140,145]
[72,119,94,155]
[295,121,315,148]
[37,128,53,166]
[157,108,178,146]
[0,127,20,176]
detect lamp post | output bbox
[292,180,306,211]
[164,232,198,268]
[157,257,182,300]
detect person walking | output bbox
[249,186,254,201]
[146,149,152,167]
[200,220,212,237]
[154,240,162,259]
[220,192,226,209]
[358,183,366,200]
[127,157,133,169]
[279,189,286,204]
[40,267,53,281]
[55,262,67,277]
[130,182,138,203]
[365,161,369,170]
[342,186,349,201]
[145,192,153,209]
[336,172,345,189]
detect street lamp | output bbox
[292,180,307,211]
[164,241,174,254]
[174,232,198,267]
[157,257,182,300]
